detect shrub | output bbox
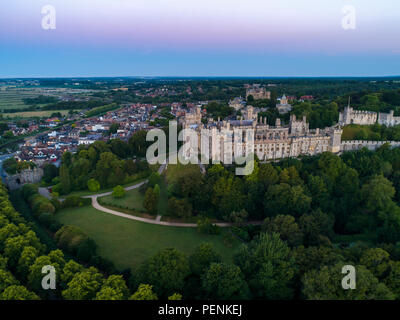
[38,212,56,228]
[197,217,221,235]
[112,185,125,198]
[87,178,100,192]
[54,225,89,254]
[62,196,91,208]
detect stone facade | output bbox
[246,86,271,100]
[229,97,246,111]
[378,110,400,127]
[183,108,343,162]
[4,167,44,190]
[339,106,378,126]
[339,105,400,127]
[276,94,292,114]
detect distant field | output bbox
[55,206,240,271]
[3,110,70,118]
[0,90,39,110]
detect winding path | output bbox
[43,156,262,227]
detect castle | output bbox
[246,85,271,100]
[183,106,342,162]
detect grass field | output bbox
[0,89,40,110]
[341,124,380,141]
[99,188,145,211]
[55,206,240,271]
[3,110,70,118]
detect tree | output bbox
[143,187,159,215]
[202,263,249,300]
[95,275,129,300]
[60,260,84,288]
[234,232,295,299]
[361,175,396,215]
[138,248,190,298]
[0,285,39,300]
[264,183,311,217]
[167,197,192,218]
[43,164,59,184]
[359,248,391,280]
[130,284,158,300]
[59,165,71,195]
[87,178,100,192]
[302,264,395,300]
[28,251,66,295]
[109,123,120,135]
[168,293,182,300]
[189,243,222,276]
[62,267,104,300]
[262,215,303,247]
[0,269,19,293]
[299,210,334,246]
[112,185,125,198]
[17,246,39,281]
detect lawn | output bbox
[99,188,145,212]
[55,206,240,271]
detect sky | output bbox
[0,0,399,77]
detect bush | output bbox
[87,178,100,192]
[112,185,125,198]
[54,225,89,254]
[77,238,98,262]
[62,196,91,208]
[197,217,221,235]
[38,212,56,228]
[167,197,192,218]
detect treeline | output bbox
[23,95,59,105]
[56,134,152,195]
[335,88,400,114]
[84,103,119,118]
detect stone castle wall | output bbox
[340,140,400,152]
[4,167,44,190]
